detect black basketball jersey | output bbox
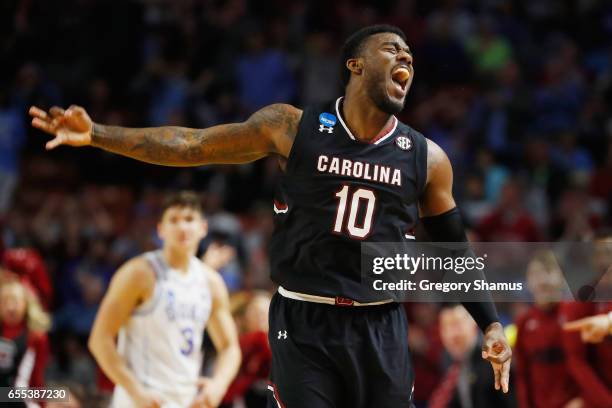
[269,97,428,303]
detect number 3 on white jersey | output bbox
[333,185,376,239]
[180,327,194,356]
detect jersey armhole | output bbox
[195,258,214,301]
[132,285,160,316]
[132,253,162,316]
[414,131,428,197]
[282,106,311,175]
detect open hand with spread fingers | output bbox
[29,105,93,149]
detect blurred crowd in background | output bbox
[1,0,611,406]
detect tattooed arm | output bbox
[29,104,301,166]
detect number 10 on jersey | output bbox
[333,185,376,239]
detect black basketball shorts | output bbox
[266,292,415,408]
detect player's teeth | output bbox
[393,68,410,83]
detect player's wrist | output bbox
[89,123,102,146]
[209,375,230,394]
[124,379,146,401]
[484,321,503,334]
[607,311,612,335]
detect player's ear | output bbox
[346,58,363,75]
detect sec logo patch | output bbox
[395,135,412,151]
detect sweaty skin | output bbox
[30,31,511,394]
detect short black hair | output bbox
[339,24,407,87]
[161,191,203,216]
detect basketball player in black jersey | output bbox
[30,25,510,408]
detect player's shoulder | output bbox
[249,104,303,156]
[422,137,445,158]
[279,103,303,116]
[253,103,303,126]
[396,120,425,139]
[394,119,443,158]
[394,120,430,155]
[203,263,228,292]
[198,261,232,308]
[298,99,341,121]
[395,123,450,181]
[194,258,228,294]
[114,254,156,286]
[421,137,451,178]
[266,103,302,115]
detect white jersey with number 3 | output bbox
[111,250,213,408]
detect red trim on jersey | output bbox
[335,97,398,144]
[369,116,398,145]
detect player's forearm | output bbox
[88,335,142,397]
[421,207,500,331]
[210,343,241,391]
[91,123,268,167]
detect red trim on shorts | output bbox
[273,200,288,210]
[268,382,287,408]
[335,296,355,306]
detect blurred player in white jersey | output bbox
[88,191,241,408]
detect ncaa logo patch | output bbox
[318,112,336,134]
[395,135,412,151]
[319,112,337,127]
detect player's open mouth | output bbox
[391,66,410,95]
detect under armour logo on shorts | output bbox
[277,330,288,340]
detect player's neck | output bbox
[342,91,394,143]
[162,246,191,274]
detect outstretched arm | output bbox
[564,312,612,343]
[29,104,301,167]
[419,138,512,393]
